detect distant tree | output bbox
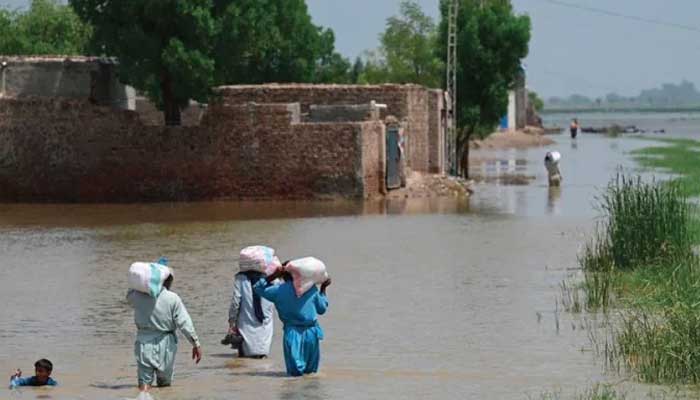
[358,50,391,84]
[0,0,91,55]
[350,57,364,84]
[528,91,544,112]
[438,0,531,177]
[362,0,443,87]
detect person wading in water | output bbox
[570,118,579,139]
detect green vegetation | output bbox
[529,91,545,112]
[563,169,700,385]
[360,0,443,88]
[583,175,692,273]
[69,0,351,125]
[437,0,531,178]
[633,138,700,197]
[0,0,91,55]
[212,0,351,85]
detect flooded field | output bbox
[0,122,692,399]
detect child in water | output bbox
[9,359,57,388]
[254,265,331,376]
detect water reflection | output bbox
[0,197,471,228]
[547,186,562,215]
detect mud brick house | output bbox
[0,57,447,202]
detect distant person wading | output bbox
[570,118,579,139]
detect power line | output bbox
[541,0,700,34]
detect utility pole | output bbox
[446,0,459,175]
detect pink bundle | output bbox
[238,246,282,275]
[285,257,329,297]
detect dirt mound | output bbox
[471,128,555,150]
[383,172,473,199]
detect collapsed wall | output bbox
[0,97,385,202]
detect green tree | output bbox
[528,91,544,112]
[350,57,364,84]
[438,0,531,177]
[0,0,91,55]
[71,0,350,124]
[71,0,216,126]
[213,0,350,85]
[362,0,443,87]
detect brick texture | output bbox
[0,97,384,202]
[217,84,435,173]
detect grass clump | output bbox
[567,172,700,385]
[574,174,693,311]
[582,174,692,273]
[615,263,700,384]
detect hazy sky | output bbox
[4,0,699,98]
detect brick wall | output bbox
[135,97,208,127]
[428,90,446,174]
[217,84,435,173]
[0,98,384,202]
[405,87,429,173]
[360,121,387,197]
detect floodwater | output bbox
[0,115,693,399]
[543,110,700,138]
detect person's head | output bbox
[163,274,173,290]
[34,359,52,384]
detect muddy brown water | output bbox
[0,134,680,399]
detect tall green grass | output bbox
[614,262,700,384]
[574,174,693,311]
[582,174,692,273]
[570,173,700,384]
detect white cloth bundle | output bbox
[128,262,172,297]
[285,257,328,297]
[239,246,282,275]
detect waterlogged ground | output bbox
[0,130,689,399]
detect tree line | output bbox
[1,0,531,178]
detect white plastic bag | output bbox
[128,262,172,297]
[238,246,282,275]
[285,257,328,297]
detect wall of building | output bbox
[0,56,134,109]
[0,97,385,202]
[134,96,208,127]
[515,86,528,129]
[217,84,438,173]
[428,90,446,174]
[361,121,387,197]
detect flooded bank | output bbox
[0,128,690,399]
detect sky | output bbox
[3,0,700,99]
